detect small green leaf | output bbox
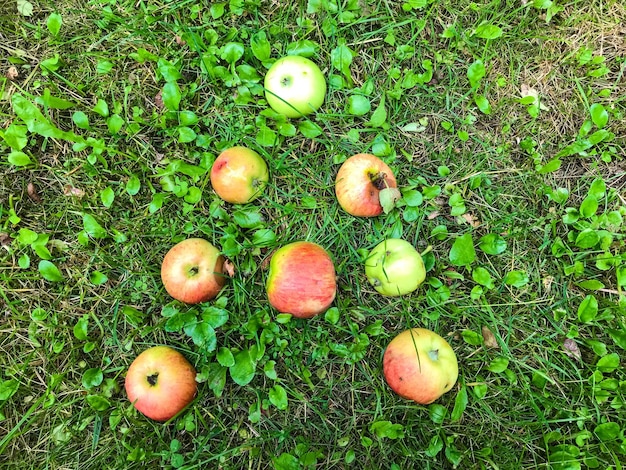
[0,378,20,401]
[503,270,529,287]
[579,195,598,217]
[575,229,599,249]
[90,271,108,285]
[298,121,323,138]
[370,421,405,439]
[86,395,110,412]
[449,233,476,266]
[96,60,114,74]
[229,349,256,386]
[216,348,235,367]
[472,267,495,289]
[461,330,483,346]
[72,111,90,129]
[537,158,561,174]
[487,357,509,373]
[451,384,468,422]
[220,42,245,64]
[83,214,107,239]
[93,99,109,117]
[250,31,271,61]
[100,187,115,208]
[107,114,124,134]
[38,260,63,282]
[594,422,620,442]
[467,60,485,89]
[82,368,103,389]
[379,187,401,214]
[269,384,288,410]
[8,151,32,166]
[478,233,507,255]
[286,40,319,57]
[474,94,492,114]
[588,177,606,200]
[596,353,619,373]
[46,12,63,36]
[368,95,387,128]
[162,82,182,111]
[474,24,503,40]
[577,295,598,323]
[589,103,609,128]
[608,328,626,350]
[73,315,89,340]
[331,43,354,82]
[126,175,141,196]
[347,95,371,116]
[178,126,197,143]
[324,307,340,325]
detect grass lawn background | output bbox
[1,0,625,468]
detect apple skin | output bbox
[335,153,398,217]
[365,238,426,296]
[125,346,197,422]
[383,328,458,405]
[210,146,269,204]
[161,238,226,304]
[264,56,326,118]
[266,241,336,318]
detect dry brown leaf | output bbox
[175,35,186,46]
[481,326,499,348]
[462,213,481,227]
[154,90,165,111]
[563,338,581,361]
[0,232,12,247]
[27,182,41,203]
[7,66,18,81]
[427,211,440,220]
[63,184,85,198]
[223,259,236,277]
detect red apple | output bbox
[210,146,269,204]
[125,345,197,421]
[335,153,398,217]
[266,241,336,318]
[161,238,226,304]
[383,328,458,405]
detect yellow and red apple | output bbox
[383,328,458,404]
[161,238,226,304]
[125,346,197,421]
[335,153,398,217]
[266,241,336,318]
[210,146,269,204]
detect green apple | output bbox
[125,346,197,421]
[383,328,458,404]
[364,238,426,296]
[264,56,326,118]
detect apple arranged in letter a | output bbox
[365,238,426,296]
[335,153,399,217]
[125,346,197,422]
[264,56,326,118]
[383,328,458,405]
[210,146,269,204]
[161,238,226,304]
[266,241,336,318]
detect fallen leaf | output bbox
[563,338,581,361]
[154,90,165,111]
[481,326,499,348]
[427,211,440,220]
[63,184,85,198]
[379,187,402,214]
[7,66,18,80]
[175,35,186,46]
[223,259,236,277]
[27,182,41,203]
[0,232,12,246]
[462,213,481,227]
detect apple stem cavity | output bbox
[147,373,159,386]
[369,171,389,190]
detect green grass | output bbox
[1,0,626,468]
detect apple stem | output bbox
[369,171,389,190]
[420,245,433,257]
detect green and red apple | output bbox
[264,56,326,118]
[266,241,336,318]
[125,345,197,421]
[383,328,458,405]
[365,238,426,296]
[161,238,226,304]
[335,153,399,217]
[210,146,269,204]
